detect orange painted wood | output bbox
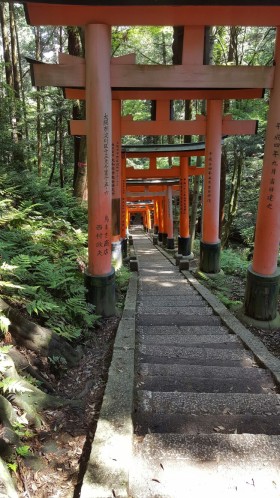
[86,24,112,276]
[182,26,205,65]
[159,197,165,233]
[32,62,274,89]
[59,52,136,66]
[70,116,257,137]
[33,63,85,87]
[154,199,159,227]
[121,157,127,238]
[111,53,136,65]
[253,28,280,276]
[25,4,280,27]
[156,100,170,121]
[125,166,204,179]
[166,186,174,238]
[121,117,206,136]
[202,100,223,244]
[180,157,190,238]
[222,117,258,135]
[112,100,122,239]
[65,88,265,101]
[112,64,274,89]
[59,53,84,65]
[126,185,180,192]
[123,150,205,158]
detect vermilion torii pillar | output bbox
[200,100,223,273]
[84,24,115,316]
[166,186,174,249]
[244,28,280,326]
[177,156,192,258]
[112,100,122,270]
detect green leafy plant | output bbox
[16,445,31,458]
[0,170,97,341]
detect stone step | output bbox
[137,333,241,347]
[138,345,254,365]
[136,391,280,416]
[138,355,253,367]
[135,374,275,394]
[137,314,222,326]
[138,325,231,336]
[129,433,280,498]
[137,363,270,380]
[137,303,213,316]
[137,305,214,315]
[139,295,205,306]
[134,412,280,436]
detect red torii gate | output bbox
[21,0,280,327]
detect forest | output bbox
[0,4,279,496]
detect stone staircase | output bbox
[129,230,280,498]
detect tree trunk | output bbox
[35,27,42,176]
[48,115,59,185]
[0,3,13,88]
[67,26,87,198]
[221,150,243,247]
[73,136,87,199]
[59,112,64,188]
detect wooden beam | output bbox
[112,64,274,89]
[69,116,258,137]
[59,52,136,65]
[32,62,274,89]
[121,114,206,136]
[125,166,204,178]
[25,4,280,28]
[64,87,265,101]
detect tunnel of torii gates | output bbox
[21,0,280,327]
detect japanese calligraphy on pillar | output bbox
[103,114,110,195]
[96,215,110,258]
[207,151,213,204]
[180,176,188,215]
[266,124,280,210]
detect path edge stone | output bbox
[80,272,137,498]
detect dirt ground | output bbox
[0,316,119,498]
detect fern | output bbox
[0,377,33,394]
[0,314,10,334]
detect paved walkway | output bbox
[129,229,280,498]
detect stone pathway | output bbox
[129,229,280,498]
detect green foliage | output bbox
[7,462,18,473]
[220,248,248,278]
[0,168,98,341]
[0,377,32,394]
[16,445,31,457]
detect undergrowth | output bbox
[194,244,248,311]
[0,169,98,341]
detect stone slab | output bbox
[138,345,254,363]
[135,374,275,394]
[137,333,240,346]
[138,325,230,335]
[137,391,280,416]
[138,363,271,381]
[137,314,222,326]
[80,273,137,498]
[129,434,280,498]
[137,305,213,315]
[139,295,204,305]
[134,413,280,436]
